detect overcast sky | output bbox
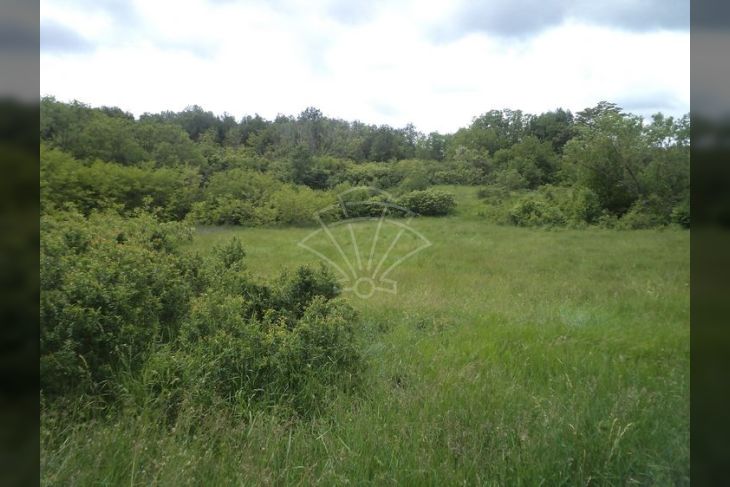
[39,0,689,133]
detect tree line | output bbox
[40,97,690,228]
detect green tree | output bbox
[527,108,576,152]
[562,105,648,215]
[493,136,558,189]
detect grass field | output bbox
[41,187,690,485]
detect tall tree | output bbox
[563,104,648,215]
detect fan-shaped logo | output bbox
[298,187,432,298]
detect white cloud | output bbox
[40,0,690,133]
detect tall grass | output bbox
[42,188,689,485]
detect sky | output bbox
[39,0,690,134]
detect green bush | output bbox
[431,161,485,185]
[272,265,342,319]
[616,199,668,229]
[398,189,456,216]
[41,145,201,219]
[500,186,601,228]
[394,160,431,191]
[494,167,529,190]
[327,186,400,219]
[40,210,198,396]
[269,185,335,225]
[476,185,509,203]
[188,197,277,226]
[509,193,566,227]
[399,172,430,192]
[340,162,402,189]
[147,264,359,417]
[41,212,363,415]
[212,236,246,269]
[596,212,619,229]
[561,186,602,225]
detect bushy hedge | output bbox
[398,189,456,216]
[42,147,460,228]
[324,186,459,219]
[487,184,689,229]
[41,210,362,416]
[188,196,277,226]
[268,186,336,225]
[329,160,485,191]
[431,161,485,185]
[41,145,200,220]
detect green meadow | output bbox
[41,187,689,485]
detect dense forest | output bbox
[41,97,689,229]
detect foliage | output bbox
[40,210,197,396]
[494,167,529,190]
[398,189,456,216]
[188,197,276,226]
[616,196,672,230]
[40,210,363,413]
[41,145,200,219]
[489,185,602,228]
[269,186,336,225]
[509,192,567,227]
[187,169,281,225]
[39,96,690,484]
[160,289,359,416]
[561,103,689,224]
[41,97,204,166]
[492,135,558,189]
[430,160,485,185]
[40,98,687,231]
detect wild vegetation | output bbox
[41,97,689,228]
[40,98,689,485]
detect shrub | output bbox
[398,189,456,216]
[431,161,484,185]
[597,212,619,229]
[561,187,602,225]
[40,210,198,396]
[508,194,566,227]
[399,172,430,192]
[494,168,529,190]
[41,145,201,219]
[212,236,246,269]
[616,201,667,230]
[41,212,364,416]
[394,160,431,191]
[151,264,360,416]
[273,265,342,319]
[500,186,600,228]
[476,185,509,203]
[144,295,359,417]
[188,197,277,226]
[340,163,402,189]
[269,185,335,225]
[616,196,672,229]
[188,168,283,225]
[329,186,403,219]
